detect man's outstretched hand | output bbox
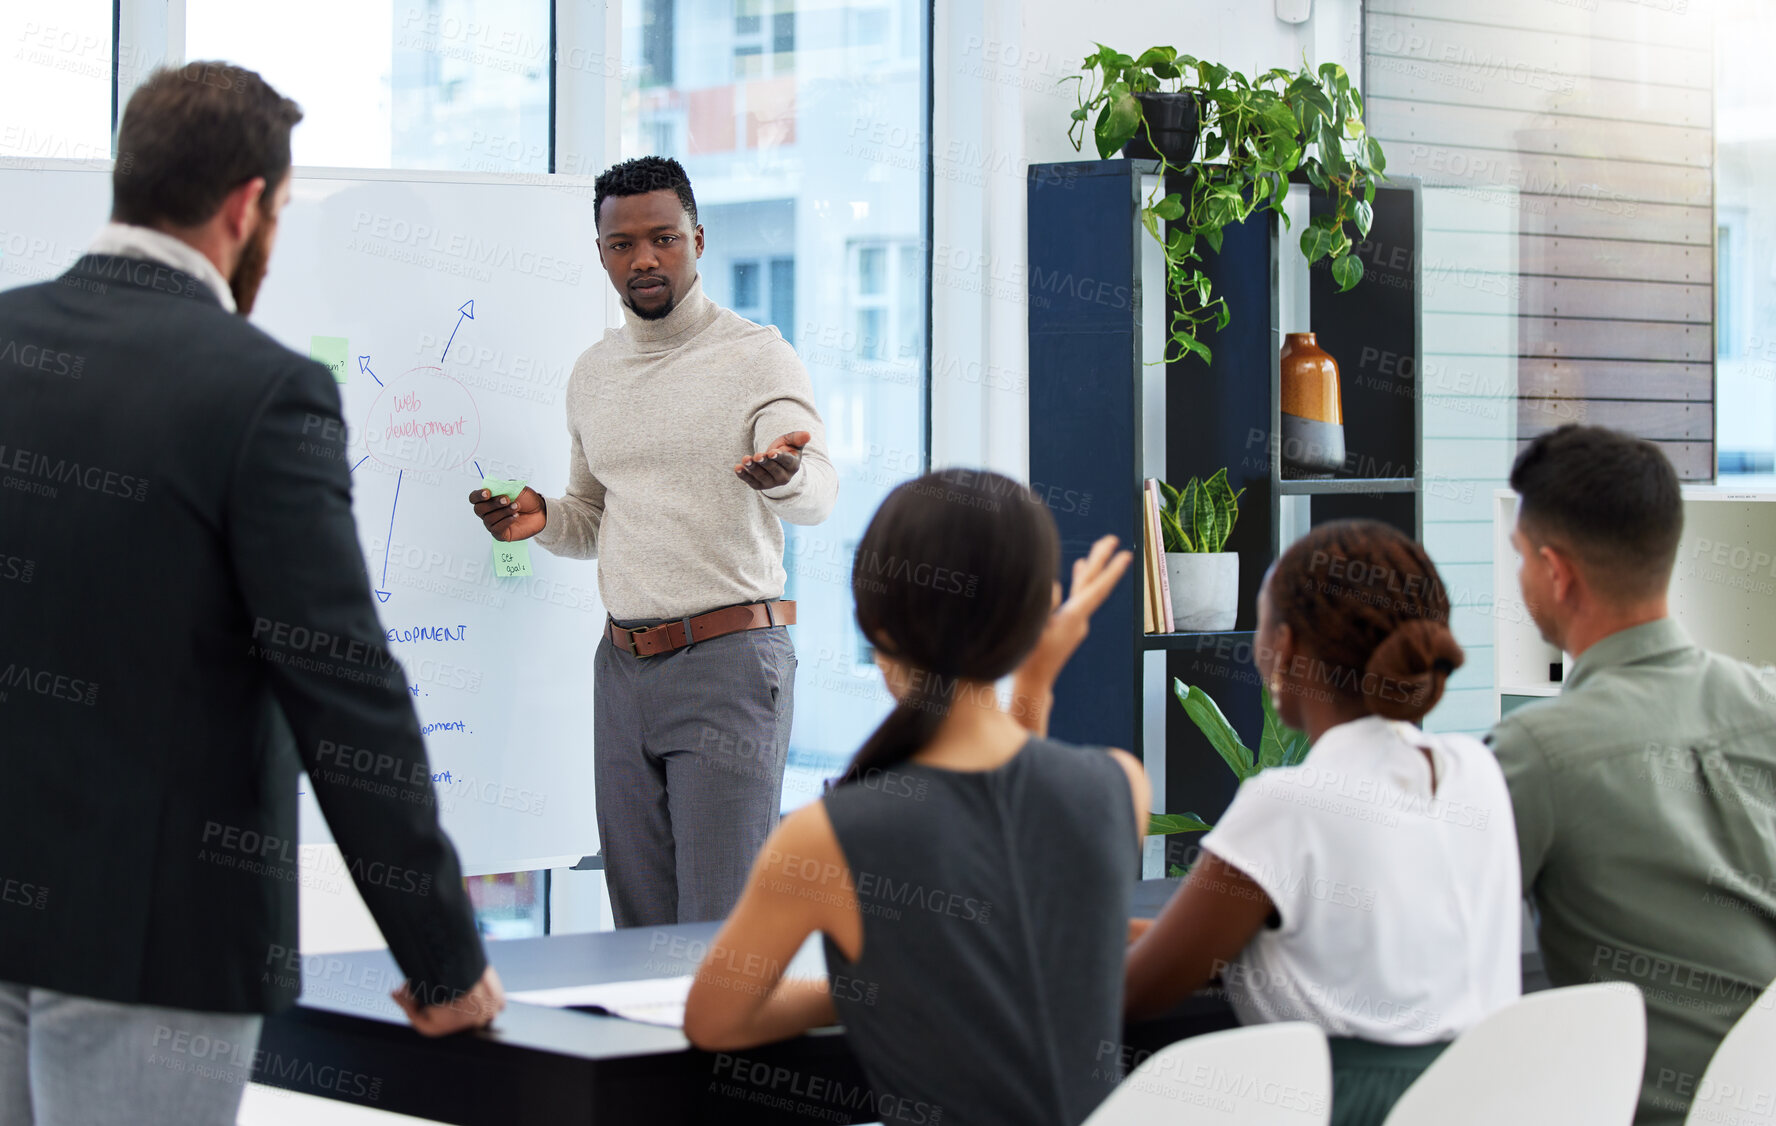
[469,486,546,541]
[735,431,810,491]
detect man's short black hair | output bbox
[112,61,303,228]
[594,156,697,229]
[1510,424,1683,601]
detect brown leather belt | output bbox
[606,600,795,658]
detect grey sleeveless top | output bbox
[821,734,1138,1126]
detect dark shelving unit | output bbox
[1028,159,1423,847]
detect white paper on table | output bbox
[509,975,695,1028]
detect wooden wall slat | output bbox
[1520,198,1711,244]
[1519,317,1709,362]
[1368,99,1710,168]
[1521,277,1710,322]
[1366,57,1711,129]
[1515,438,1713,478]
[1517,358,1713,401]
[1518,399,1713,440]
[1368,18,1710,88]
[1382,143,1712,206]
[1518,235,1710,283]
[1368,0,1713,50]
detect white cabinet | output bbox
[1492,487,1776,719]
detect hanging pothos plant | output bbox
[1065,46,1388,365]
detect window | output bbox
[733,0,795,80]
[623,0,928,806]
[849,240,923,369]
[1716,5,1776,482]
[639,0,674,87]
[184,0,552,173]
[0,3,112,161]
[733,260,760,309]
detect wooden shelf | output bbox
[1277,476,1417,495]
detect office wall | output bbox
[930,0,1365,479]
[1364,0,1716,732]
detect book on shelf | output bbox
[1141,510,1157,634]
[1145,478,1174,633]
[1140,483,1161,634]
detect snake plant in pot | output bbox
[1157,468,1243,631]
[1065,46,1387,366]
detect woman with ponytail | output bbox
[684,469,1149,1126]
[1125,520,1521,1126]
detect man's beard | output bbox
[230,217,274,316]
[627,290,677,320]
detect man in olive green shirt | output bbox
[1489,425,1776,1126]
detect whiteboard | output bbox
[0,161,609,874]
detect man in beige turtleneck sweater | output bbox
[467,157,836,927]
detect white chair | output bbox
[1383,983,1645,1126]
[1684,975,1776,1126]
[1084,1022,1331,1125]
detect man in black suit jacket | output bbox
[0,63,501,1124]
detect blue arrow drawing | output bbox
[358,355,381,387]
[440,299,475,362]
[375,469,403,602]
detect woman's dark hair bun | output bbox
[1362,619,1465,722]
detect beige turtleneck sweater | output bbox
[533,273,837,620]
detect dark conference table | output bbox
[255,880,1548,1124]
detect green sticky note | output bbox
[493,539,532,578]
[310,336,349,383]
[484,479,532,578]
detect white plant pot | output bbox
[1164,552,1239,632]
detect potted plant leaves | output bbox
[1147,682,1311,842]
[1064,47,1387,365]
[1156,468,1243,631]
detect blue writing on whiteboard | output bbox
[441,299,475,362]
[386,625,468,643]
[375,469,402,603]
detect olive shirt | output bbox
[1488,619,1776,1126]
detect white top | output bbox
[87,222,236,312]
[1200,715,1522,1043]
[532,273,837,619]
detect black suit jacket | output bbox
[0,255,486,1013]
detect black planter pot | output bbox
[1123,91,1200,164]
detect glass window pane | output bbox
[732,260,759,309]
[858,308,886,360]
[1716,2,1776,481]
[769,257,795,335]
[185,0,551,173]
[857,245,886,296]
[0,4,113,160]
[622,0,928,807]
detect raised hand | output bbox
[1016,534,1135,691]
[468,486,546,541]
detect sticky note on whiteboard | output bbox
[493,539,532,578]
[310,336,349,383]
[484,478,533,578]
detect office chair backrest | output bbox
[1084,1021,1332,1126]
[1683,974,1776,1126]
[1383,983,1646,1126]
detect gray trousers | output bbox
[595,615,796,928]
[0,981,262,1126]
